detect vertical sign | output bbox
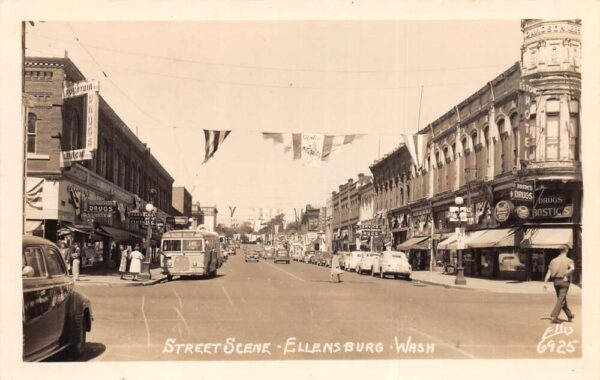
[61,80,100,166]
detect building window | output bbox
[114,151,120,184]
[545,100,560,160]
[510,113,520,166]
[27,112,37,153]
[69,110,84,150]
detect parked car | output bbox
[356,252,380,275]
[303,251,316,264]
[245,251,260,262]
[22,235,93,361]
[274,249,291,264]
[346,251,364,272]
[316,251,333,267]
[338,251,350,270]
[372,250,412,279]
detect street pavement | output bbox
[53,251,582,361]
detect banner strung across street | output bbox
[262,132,362,165]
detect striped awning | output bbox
[467,228,518,249]
[520,228,573,249]
[437,230,488,250]
[397,236,430,250]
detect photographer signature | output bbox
[536,324,579,355]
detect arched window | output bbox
[510,112,520,166]
[100,139,109,177]
[27,113,37,153]
[498,118,509,173]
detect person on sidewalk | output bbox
[129,245,145,281]
[119,245,129,280]
[59,241,71,274]
[71,242,81,281]
[544,246,575,324]
[330,251,343,283]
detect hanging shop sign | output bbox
[510,182,534,202]
[129,211,156,226]
[532,191,573,219]
[494,200,514,223]
[61,80,100,167]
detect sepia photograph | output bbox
[1,1,599,380]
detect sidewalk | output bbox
[410,270,582,296]
[73,266,167,287]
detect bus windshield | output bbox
[162,239,182,252]
[183,239,204,251]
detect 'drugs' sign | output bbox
[533,191,574,219]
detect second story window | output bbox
[27,113,37,153]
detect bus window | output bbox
[162,240,182,252]
[183,239,204,251]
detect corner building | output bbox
[370,19,582,283]
[24,56,174,265]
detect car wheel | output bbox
[166,275,173,282]
[371,267,376,276]
[67,314,87,359]
[380,269,384,279]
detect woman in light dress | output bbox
[128,245,145,281]
[330,251,344,283]
[119,245,129,280]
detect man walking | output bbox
[544,246,575,324]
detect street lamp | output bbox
[140,189,157,280]
[452,196,468,285]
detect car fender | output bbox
[70,291,93,333]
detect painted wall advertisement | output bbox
[61,80,100,166]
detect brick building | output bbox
[369,19,582,282]
[24,55,174,265]
[171,186,192,217]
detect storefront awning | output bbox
[99,226,133,242]
[397,236,429,250]
[57,224,93,236]
[520,228,573,249]
[25,220,43,234]
[437,230,488,250]
[467,228,518,249]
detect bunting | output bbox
[203,129,231,163]
[401,133,430,172]
[262,132,362,165]
[26,178,44,210]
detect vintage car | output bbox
[372,250,412,279]
[22,235,93,361]
[303,251,316,264]
[274,249,291,264]
[244,250,260,262]
[315,251,333,267]
[356,252,381,275]
[346,251,365,272]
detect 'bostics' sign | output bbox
[532,192,573,219]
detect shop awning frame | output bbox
[396,236,430,250]
[437,230,488,250]
[467,228,519,249]
[520,228,573,249]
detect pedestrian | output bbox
[129,245,145,281]
[544,246,575,324]
[330,250,343,283]
[71,242,81,281]
[119,245,129,280]
[58,241,71,274]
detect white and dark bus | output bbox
[160,228,221,281]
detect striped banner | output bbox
[402,133,430,172]
[26,178,44,210]
[203,129,231,163]
[262,132,361,163]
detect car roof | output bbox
[23,235,57,247]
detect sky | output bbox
[25,20,523,225]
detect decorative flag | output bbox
[203,129,231,163]
[262,132,361,163]
[402,133,430,172]
[26,178,44,210]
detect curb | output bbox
[411,278,583,296]
[75,276,167,288]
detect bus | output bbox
[160,228,222,281]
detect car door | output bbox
[44,245,73,343]
[23,245,58,358]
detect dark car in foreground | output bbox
[22,235,93,362]
[274,249,290,264]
